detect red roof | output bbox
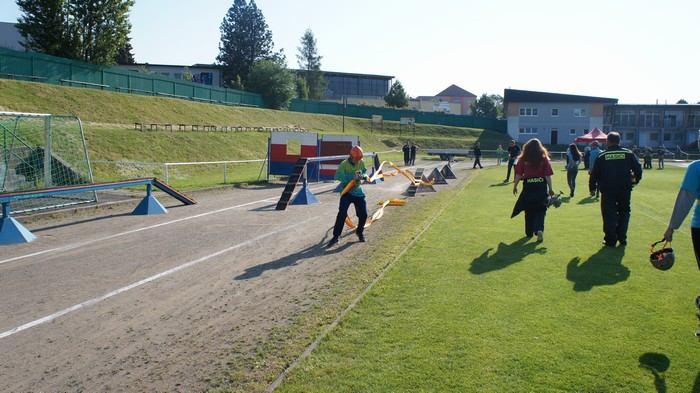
[575,128,608,143]
[435,84,476,98]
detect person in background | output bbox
[511,138,555,242]
[643,147,653,169]
[583,146,591,171]
[504,140,521,183]
[657,146,666,169]
[496,144,504,166]
[472,142,483,169]
[402,142,410,166]
[588,141,602,198]
[590,132,643,247]
[662,159,700,271]
[410,142,418,166]
[566,143,583,197]
[327,146,369,247]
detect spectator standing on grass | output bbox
[566,143,583,197]
[504,140,521,183]
[402,143,410,166]
[410,142,418,166]
[662,160,700,271]
[590,132,643,247]
[496,144,504,166]
[657,146,666,169]
[511,138,555,242]
[472,142,483,169]
[588,141,602,198]
[327,146,368,247]
[643,148,653,169]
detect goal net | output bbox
[0,111,96,213]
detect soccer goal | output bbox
[0,111,96,213]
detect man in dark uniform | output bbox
[409,142,417,166]
[590,132,643,247]
[402,143,410,166]
[504,140,520,183]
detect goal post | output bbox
[0,111,96,213]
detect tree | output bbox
[295,76,309,99]
[488,94,504,118]
[677,99,688,104]
[247,59,295,109]
[384,80,409,108]
[217,0,275,87]
[16,0,134,65]
[296,28,326,100]
[470,94,499,118]
[115,38,135,64]
[182,66,193,82]
[16,0,76,58]
[68,0,134,64]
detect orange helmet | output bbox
[350,145,364,161]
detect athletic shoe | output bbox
[326,237,339,248]
[357,234,365,243]
[570,191,574,198]
[602,240,616,247]
[619,240,627,247]
[536,231,543,242]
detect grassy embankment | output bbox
[0,79,508,189]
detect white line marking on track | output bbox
[0,183,339,267]
[0,217,319,340]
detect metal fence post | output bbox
[223,162,227,184]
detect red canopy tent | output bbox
[575,128,608,143]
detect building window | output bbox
[641,112,660,128]
[674,133,684,141]
[569,128,576,135]
[551,108,559,117]
[664,114,678,128]
[625,132,634,141]
[664,133,671,141]
[573,108,587,117]
[519,107,538,117]
[650,133,659,141]
[174,73,182,80]
[519,127,538,134]
[614,112,636,127]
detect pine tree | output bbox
[296,28,326,100]
[115,38,135,64]
[217,0,275,87]
[16,0,75,57]
[384,80,409,108]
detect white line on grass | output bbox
[0,217,319,340]
[0,183,339,267]
[266,168,477,392]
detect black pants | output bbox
[525,208,546,237]
[566,168,578,193]
[403,154,410,166]
[643,158,652,169]
[473,157,482,168]
[410,154,416,166]
[691,228,700,270]
[333,194,368,238]
[505,158,515,181]
[600,191,631,245]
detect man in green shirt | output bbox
[328,146,369,247]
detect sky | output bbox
[1,0,699,104]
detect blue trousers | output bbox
[333,194,368,238]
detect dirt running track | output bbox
[0,161,470,392]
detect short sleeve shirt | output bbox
[515,159,554,178]
[680,160,700,227]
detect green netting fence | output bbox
[289,99,507,132]
[0,47,264,107]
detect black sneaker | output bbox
[619,240,627,247]
[326,237,339,248]
[357,234,365,243]
[602,240,616,247]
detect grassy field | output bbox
[279,164,700,392]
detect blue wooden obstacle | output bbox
[0,178,195,245]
